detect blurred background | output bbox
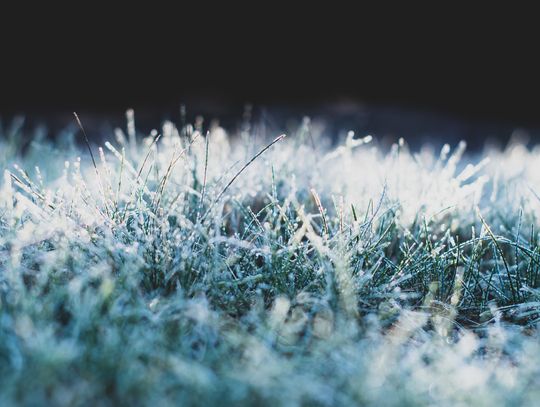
[1,7,539,150]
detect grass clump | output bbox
[2,112,540,405]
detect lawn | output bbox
[2,111,540,405]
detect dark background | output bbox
[2,7,539,149]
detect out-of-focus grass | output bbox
[2,112,540,405]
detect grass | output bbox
[2,112,540,405]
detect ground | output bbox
[2,112,540,405]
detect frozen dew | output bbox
[2,112,540,405]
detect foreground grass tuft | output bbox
[2,113,540,405]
